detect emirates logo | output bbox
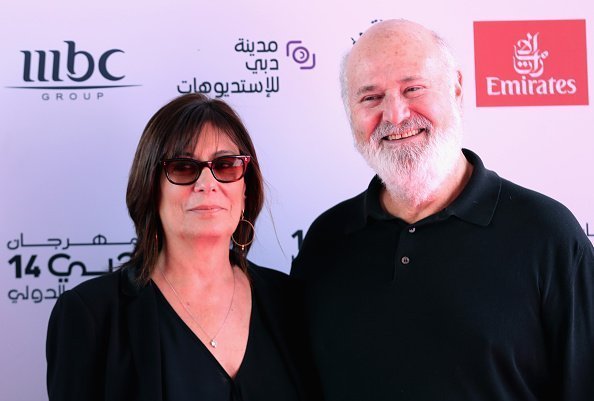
[513,33,548,78]
[473,20,588,107]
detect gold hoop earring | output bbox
[232,211,255,252]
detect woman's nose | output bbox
[193,166,217,192]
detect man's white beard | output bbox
[354,109,463,206]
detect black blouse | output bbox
[154,284,300,401]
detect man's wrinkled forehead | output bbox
[345,21,451,88]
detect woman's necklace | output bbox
[159,267,236,348]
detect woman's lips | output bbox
[188,205,224,212]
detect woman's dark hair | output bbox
[125,93,264,283]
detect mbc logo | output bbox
[16,41,135,89]
[9,41,139,100]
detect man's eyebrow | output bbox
[355,85,378,97]
[354,76,424,97]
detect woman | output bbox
[46,93,317,401]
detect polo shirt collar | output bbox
[445,149,501,226]
[355,148,501,230]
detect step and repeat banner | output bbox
[1,0,592,399]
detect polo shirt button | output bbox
[408,227,416,233]
[401,256,410,265]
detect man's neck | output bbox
[380,154,473,224]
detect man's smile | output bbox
[382,128,426,141]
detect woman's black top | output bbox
[155,284,300,401]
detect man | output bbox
[291,19,594,401]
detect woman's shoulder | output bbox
[56,270,116,304]
[55,266,141,311]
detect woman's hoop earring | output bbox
[232,211,255,252]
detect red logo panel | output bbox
[474,20,588,107]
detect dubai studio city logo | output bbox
[6,40,140,101]
[474,20,588,107]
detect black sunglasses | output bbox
[161,155,251,185]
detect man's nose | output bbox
[383,94,410,125]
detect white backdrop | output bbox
[1,1,592,400]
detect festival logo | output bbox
[4,232,135,305]
[474,20,588,107]
[5,40,140,101]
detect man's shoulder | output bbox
[498,177,586,239]
[306,190,367,237]
[291,190,367,278]
[500,177,572,215]
[248,261,289,286]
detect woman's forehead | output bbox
[181,124,240,155]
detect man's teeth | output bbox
[384,128,423,140]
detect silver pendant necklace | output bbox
[159,267,236,348]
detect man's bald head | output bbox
[340,19,459,118]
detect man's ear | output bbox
[455,70,463,105]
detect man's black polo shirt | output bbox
[291,149,594,401]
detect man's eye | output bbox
[362,94,382,102]
[405,86,423,93]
